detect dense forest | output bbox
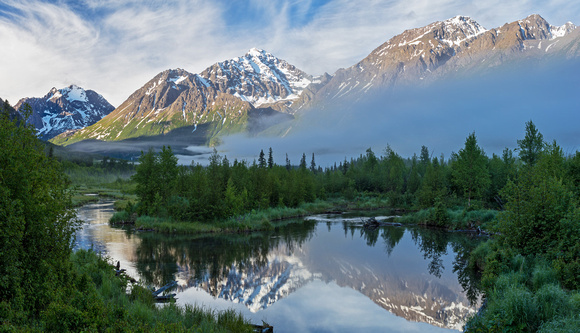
[126,122,580,226]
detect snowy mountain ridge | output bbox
[15,85,114,140]
[200,48,314,109]
[305,14,579,107]
[51,49,310,144]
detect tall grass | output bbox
[19,249,254,332]
[395,207,497,230]
[465,260,580,332]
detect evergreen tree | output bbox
[158,145,178,203]
[451,132,490,206]
[517,120,544,166]
[285,153,291,171]
[132,148,159,215]
[419,145,430,176]
[258,149,266,168]
[418,157,446,208]
[300,153,307,170]
[310,153,316,173]
[268,147,274,169]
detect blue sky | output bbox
[1,0,579,106]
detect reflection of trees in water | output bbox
[410,228,483,305]
[356,225,484,305]
[381,226,405,256]
[133,220,317,291]
[451,240,483,306]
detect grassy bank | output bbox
[70,182,137,207]
[109,195,394,234]
[395,206,498,230]
[2,249,253,332]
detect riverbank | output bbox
[108,194,502,235]
[394,207,498,231]
[109,195,396,234]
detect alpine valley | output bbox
[14,14,579,154]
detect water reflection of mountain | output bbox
[312,225,480,330]
[132,217,481,330]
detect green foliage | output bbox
[496,166,579,258]
[518,120,544,166]
[431,196,449,227]
[0,102,79,316]
[132,146,179,216]
[17,250,253,332]
[465,260,579,333]
[451,132,490,206]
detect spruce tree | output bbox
[518,120,544,166]
[451,132,490,206]
[258,149,266,168]
[268,147,274,169]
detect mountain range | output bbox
[10,14,578,147]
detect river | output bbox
[75,199,482,332]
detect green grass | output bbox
[395,207,498,230]
[464,257,580,332]
[2,249,253,332]
[126,200,339,234]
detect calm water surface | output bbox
[75,200,482,332]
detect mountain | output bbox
[304,14,578,107]
[199,48,316,113]
[15,85,115,140]
[52,49,314,145]
[50,14,578,147]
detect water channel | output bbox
[75,200,482,332]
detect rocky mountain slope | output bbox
[15,85,114,140]
[306,14,578,107]
[52,49,314,145]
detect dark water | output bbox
[75,200,482,332]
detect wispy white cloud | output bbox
[0,0,578,106]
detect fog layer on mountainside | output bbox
[211,58,580,167]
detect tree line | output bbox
[131,120,580,224]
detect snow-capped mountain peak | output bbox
[550,21,577,39]
[441,15,488,40]
[200,48,314,108]
[16,85,114,140]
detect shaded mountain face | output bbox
[15,85,114,140]
[52,49,315,145]
[307,14,578,107]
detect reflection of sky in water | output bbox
[74,200,141,279]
